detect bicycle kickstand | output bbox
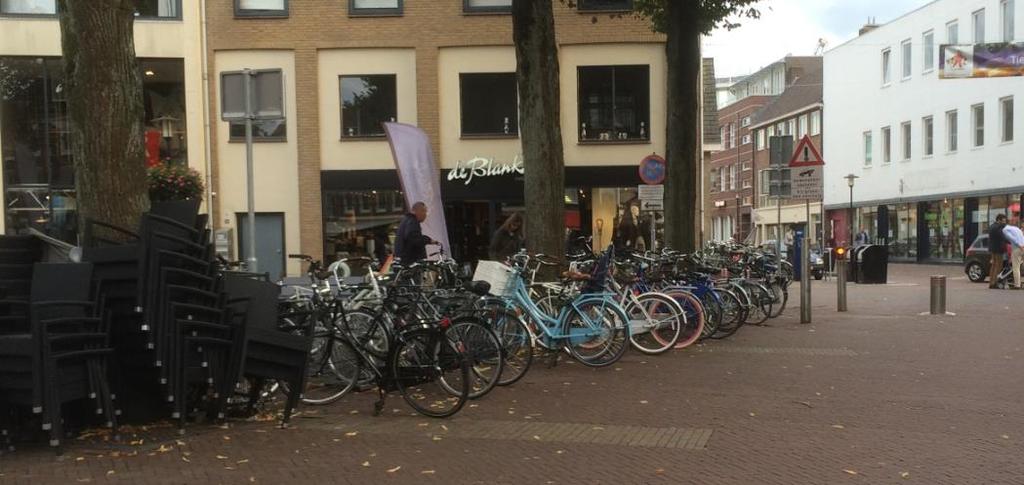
[373,388,387,417]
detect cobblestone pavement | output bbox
[2,264,1023,484]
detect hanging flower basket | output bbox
[148,162,204,202]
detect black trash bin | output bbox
[849,246,868,282]
[856,245,889,284]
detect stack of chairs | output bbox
[0,259,118,452]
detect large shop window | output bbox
[460,73,518,137]
[227,69,287,141]
[236,0,287,17]
[341,74,396,138]
[578,65,650,142]
[323,190,406,262]
[1,57,188,240]
[578,0,633,11]
[0,0,54,14]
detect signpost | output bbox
[788,135,825,324]
[637,183,664,252]
[768,136,793,267]
[220,69,285,273]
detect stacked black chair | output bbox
[222,274,312,427]
[0,262,118,451]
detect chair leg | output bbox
[246,378,265,416]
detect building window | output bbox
[710,168,720,193]
[798,114,808,138]
[577,65,650,142]
[777,122,786,136]
[721,126,729,149]
[882,126,891,163]
[719,166,728,192]
[742,161,751,171]
[863,131,873,165]
[340,75,396,138]
[882,48,892,85]
[0,0,55,14]
[972,103,985,147]
[901,121,912,160]
[787,119,796,140]
[741,116,751,127]
[741,134,751,145]
[947,110,959,152]
[236,0,288,17]
[460,73,518,137]
[227,69,287,141]
[729,123,736,148]
[1002,0,1016,42]
[947,20,959,44]
[134,0,182,18]
[350,0,402,15]
[464,0,511,13]
[973,9,986,43]
[811,111,821,135]
[742,179,752,189]
[578,0,633,11]
[901,39,912,79]
[729,164,737,190]
[1001,96,1014,143]
[767,125,775,138]
[756,130,766,150]
[923,31,935,72]
[923,116,934,156]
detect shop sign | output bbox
[940,42,1024,79]
[446,156,525,186]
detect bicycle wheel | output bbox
[626,292,683,355]
[441,318,503,399]
[766,280,788,318]
[661,288,704,349]
[563,299,629,367]
[698,291,723,336]
[392,328,469,418]
[728,282,752,325]
[300,332,363,405]
[741,281,772,325]
[709,288,744,339]
[478,305,533,386]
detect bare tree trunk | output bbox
[512,0,566,266]
[663,1,702,252]
[58,0,149,239]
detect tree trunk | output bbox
[663,1,702,252]
[58,0,149,240]
[512,0,566,266]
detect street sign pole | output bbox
[801,199,811,324]
[243,69,258,273]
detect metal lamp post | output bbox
[844,174,859,245]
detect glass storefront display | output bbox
[1,56,187,240]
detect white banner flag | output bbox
[383,122,451,258]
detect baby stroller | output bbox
[994,251,1018,289]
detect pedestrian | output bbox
[1002,218,1024,290]
[854,226,870,246]
[394,201,437,264]
[987,214,1008,289]
[489,212,524,261]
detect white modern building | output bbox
[823,0,1022,262]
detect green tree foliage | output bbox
[634,0,762,34]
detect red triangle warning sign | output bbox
[789,135,825,167]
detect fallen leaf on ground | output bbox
[345,432,358,437]
[832,425,845,429]
[749,412,756,417]
[843,469,857,475]
[106,471,115,476]
[421,470,436,475]
[900,472,910,479]
[1001,434,1010,439]
[640,400,649,404]
[533,435,541,440]
[387,466,401,473]
[362,461,371,467]
[237,459,250,464]
[216,455,229,460]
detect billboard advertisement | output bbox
[940,42,1024,79]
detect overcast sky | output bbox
[704,0,935,78]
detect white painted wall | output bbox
[823,0,1024,208]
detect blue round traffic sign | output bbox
[639,154,667,185]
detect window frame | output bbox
[729,164,738,191]
[946,109,959,152]
[881,126,892,163]
[1000,96,1014,143]
[756,129,766,150]
[881,48,892,86]
[741,134,751,145]
[741,116,751,127]
[339,74,398,140]
[1002,0,1015,42]
[901,121,912,160]
[349,0,403,17]
[235,0,289,17]
[576,64,651,144]
[972,103,985,147]
[577,0,634,12]
[900,39,912,80]
[462,0,511,14]
[798,114,808,138]
[972,8,986,43]
[0,0,56,16]
[863,130,873,166]
[947,20,960,44]
[922,30,935,73]
[459,72,519,138]
[811,111,822,135]
[923,116,934,156]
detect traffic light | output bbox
[834,246,847,260]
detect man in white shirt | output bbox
[1003,220,1024,290]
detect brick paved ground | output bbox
[2,264,1022,484]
